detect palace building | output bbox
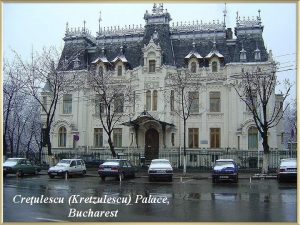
[42,4,284,164]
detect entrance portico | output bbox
[122,111,174,161]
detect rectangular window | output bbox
[63,94,72,114]
[113,128,122,147]
[170,90,174,111]
[117,65,122,76]
[210,128,220,148]
[149,60,155,73]
[114,94,124,113]
[171,133,175,147]
[189,92,199,113]
[94,128,103,147]
[210,92,220,112]
[95,94,104,115]
[188,128,199,148]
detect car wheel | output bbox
[132,172,136,178]
[49,175,55,179]
[148,176,153,182]
[101,176,105,181]
[82,170,86,177]
[169,176,173,182]
[35,168,40,175]
[277,175,282,183]
[212,177,217,183]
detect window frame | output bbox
[188,128,199,148]
[58,126,67,147]
[149,60,156,73]
[210,128,221,148]
[63,94,72,114]
[94,128,103,148]
[209,91,221,112]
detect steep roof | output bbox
[59,6,268,71]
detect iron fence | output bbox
[6,148,296,171]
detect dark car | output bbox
[3,158,41,177]
[277,158,297,182]
[212,159,239,183]
[85,159,105,168]
[98,159,136,181]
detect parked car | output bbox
[277,158,297,182]
[98,159,136,181]
[212,159,239,183]
[85,159,105,168]
[3,158,41,177]
[148,159,173,182]
[48,159,86,178]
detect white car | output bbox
[277,158,297,182]
[148,159,173,182]
[48,159,86,178]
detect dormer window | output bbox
[240,44,247,62]
[117,65,122,76]
[98,66,103,76]
[212,61,218,72]
[149,60,156,72]
[254,49,261,61]
[191,62,197,73]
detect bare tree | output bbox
[166,69,203,174]
[88,67,132,158]
[11,47,80,156]
[233,67,291,174]
[3,61,42,160]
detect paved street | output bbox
[3,171,296,222]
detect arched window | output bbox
[98,66,103,76]
[146,90,151,111]
[58,126,67,147]
[212,61,218,72]
[117,65,122,76]
[248,127,258,149]
[152,90,158,111]
[191,62,197,73]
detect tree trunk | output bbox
[46,127,52,155]
[108,136,117,158]
[262,134,270,174]
[183,118,187,174]
[262,152,270,174]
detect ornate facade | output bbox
[42,4,284,161]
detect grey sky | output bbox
[3,3,296,101]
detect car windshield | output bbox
[102,160,120,166]
[4,158,20,166]
[6,158,20,162]
[215,161,234,167]
[151,160,170,165]
[56,160,71,166]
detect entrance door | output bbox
[145,128,159,162]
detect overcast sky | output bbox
[3,3,296,101]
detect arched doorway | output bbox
[145,128,159,162]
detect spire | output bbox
[98,11,102,34]
[223,3,227,27]
[83,20,86,33]
[65,22,69,35]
